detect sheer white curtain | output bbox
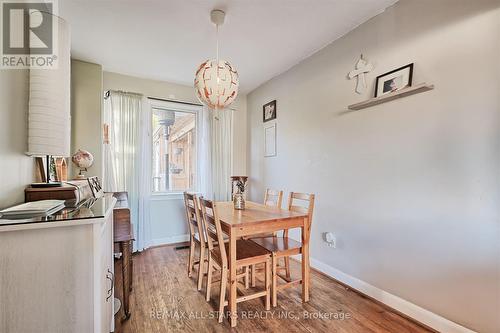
[104,91,152,251]
[212,108,233,201]
[197,106,213,198]
[199,108,233,201]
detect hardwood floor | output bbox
[114,244,432,333]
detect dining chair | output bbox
[264,188,283,208]
[199,197,272,323]
[249,188,284,286]
[183,192,207,291]
[250,192,315,307]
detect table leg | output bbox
[229,232,237,327]
[122,241,131,319]
[301,217,310,302]
[129,240,133,292]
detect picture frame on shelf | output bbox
[374,63,414,97]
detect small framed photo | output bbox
[263,100,277,122]
[375,63,414,97]
[264,123,276,157]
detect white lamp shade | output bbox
[27,15,71,157]
[194,59,239,110]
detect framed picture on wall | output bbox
[374,63,414,97]
[263,100,277,122]
[264,123,276,157]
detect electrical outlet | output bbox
[327,237,336,248]
[323,232,336,249]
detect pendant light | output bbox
[194,9,239,110]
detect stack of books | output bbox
[0,200,66,218]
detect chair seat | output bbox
[212,239,270,265]
[250,236,302,254]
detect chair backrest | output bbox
[199,198,227,267]
[183,192,205,243]
[264,188,283,208]
[287,192,315,230]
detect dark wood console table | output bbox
[113,192,134,319]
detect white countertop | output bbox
[0,196,116,233]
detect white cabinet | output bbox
[97,212,114,333]
[0,197,116,333]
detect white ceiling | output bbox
[60,0,398,94]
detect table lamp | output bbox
[26,14,71,187]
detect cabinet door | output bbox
[98,214,114,333]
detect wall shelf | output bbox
[348,83,435,110]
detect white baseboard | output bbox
[293,255,476,333]
[150,234,189,247]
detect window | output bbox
[151,102,198,193]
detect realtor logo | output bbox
[1,0,58,68]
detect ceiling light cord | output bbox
[216,24,220,65]
[195,9,238,112]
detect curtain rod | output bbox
[104,90,144,99]
[106,94,237,111]
[147,96,203,107]
[148,96,237,111]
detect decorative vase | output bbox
[233,193,245,210]
[231,176,248,210]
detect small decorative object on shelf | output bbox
[231,176,248,210]
[54,157,68,181]
[348,54,374,94]
[72,149,94,179]
[374,63,414,97]
[31,156,63,188]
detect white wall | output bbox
[0,66,196,244]
[0,70,33,209]
[71,60,104,180]
[0,60,103,210]
[103,71,247,245]
[247,1,500,332]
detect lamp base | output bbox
[30,182,63,188]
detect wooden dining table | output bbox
[216,201,311,327]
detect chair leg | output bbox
[245,266,249,289]
[218,268,228,323]
[265,259,271,311]
[284,256,291,280]
[197,245,205,291]
[206,255,213,302]
[272,255,277,307]
[188,240,195,278]
[251,264,256,287]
